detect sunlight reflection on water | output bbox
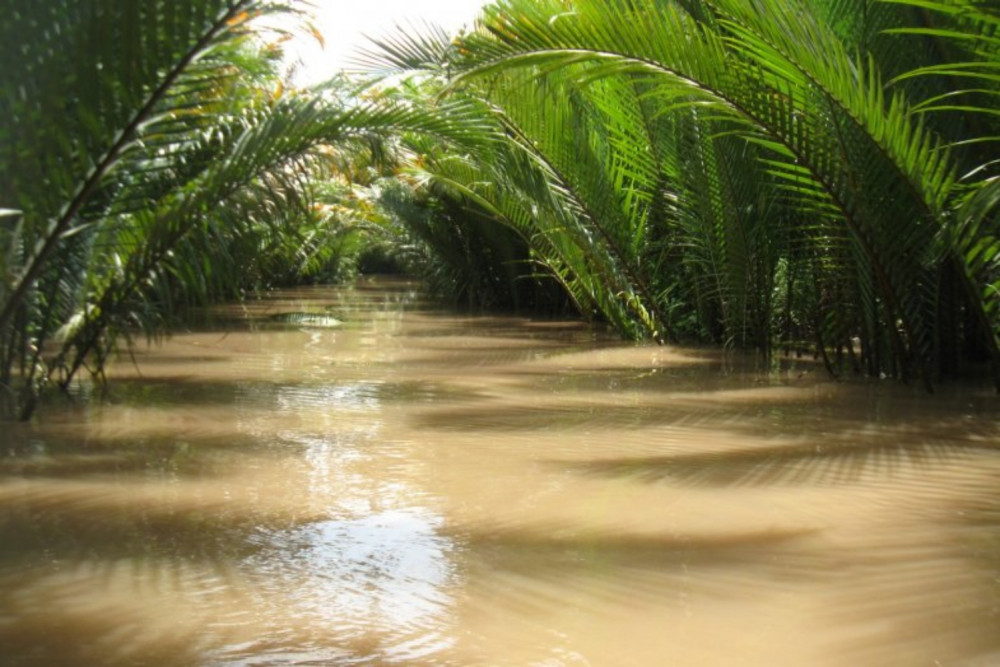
[2,279,1000,666]
[227,508,455,664]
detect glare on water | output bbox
[2,279,999,665]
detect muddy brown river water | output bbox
[1,279,999,665]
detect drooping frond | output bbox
[356,0,1000,387]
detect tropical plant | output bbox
[0,1,301,415]
[0,0,500,418]
[6,0,999,422]
[363,0,1000,389]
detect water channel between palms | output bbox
[2,278,999,666]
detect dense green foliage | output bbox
[365,0,1000,389]
[0,0,495,418]
[4,0,1000,418]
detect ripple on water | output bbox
[219,508,457,664]
[5,281,1000,666]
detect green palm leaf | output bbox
[414,0,997,385]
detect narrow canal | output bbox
[2,279,999,665]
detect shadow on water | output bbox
[0,605,215,667]
[91,376,492,409]
[1,418,307,479]
[812,482,1000,666]
[559,430,1000,487]
[410,368,1000,447]
[441,476,1000,665]
[0,433,455,665]
[453,524,821,593]
[3,280,1000,665]
[388,346,1000,663]
[0,473,293,562]
[0,476,282,665]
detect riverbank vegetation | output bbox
[3,0,1000,418]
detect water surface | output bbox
[2,279,1000,665]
